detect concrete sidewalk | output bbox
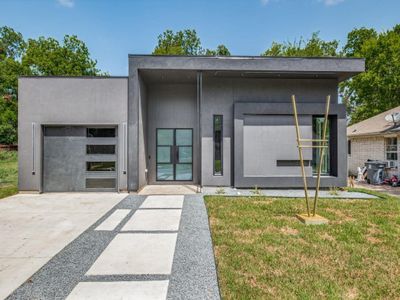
[0,193,126,300]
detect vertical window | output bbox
[312,117,330,175]
[213,115,223,176]
[348,140,351,155]
[385,137,397,161]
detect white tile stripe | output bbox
[94,209,131,231]
[121,209,182,231]
[86,233,178,275]
[140,195,184,209]
[66,280,169,300]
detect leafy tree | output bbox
[340,25,400,124]
[205,44,231,56]
[153,29,231,56]
[153,29,203,55]
[262,32,339,57]
[22,35,100,76]
[0,26,103,144]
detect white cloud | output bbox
[57,0,74,8]
[260,0,345,6]
[319,0,344,6]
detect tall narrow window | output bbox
[213,115,223,176]
[348,140,351,155]
[312,116,330,175]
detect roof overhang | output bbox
[130,55,365,82]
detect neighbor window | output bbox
[86,161,116,172]
[213,115,223,176]
[87,128,116,138]
[312,117,330,175]
[385,137,397,161]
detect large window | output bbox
[312,117,330,175]
[213,115,223,176]
[385,137,397,161]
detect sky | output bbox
[1,0,399,75]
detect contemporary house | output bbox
[348,105,400,175]
[18,55,364,192]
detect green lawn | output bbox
[205,191,400,299]
[0,150,18,199]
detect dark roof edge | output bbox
[129,54,365,61]
[19,76,128,79]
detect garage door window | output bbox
[86,161,116,172]
[86,178,116,189]
[87,128,116,137]
[86,145,115,155]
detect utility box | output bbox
[365,161,388,184]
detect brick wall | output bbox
[348,136,385,175]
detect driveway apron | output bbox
[6,194,220,300]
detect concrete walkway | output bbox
[0,193,126,300]
[203,187,377,199]
[7,194,220,299]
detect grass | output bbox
[205,191,400,299]
[0,150,18,199]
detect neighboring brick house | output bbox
[347,106,400,176]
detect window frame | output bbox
[213,115,223,176]
[385,137,398,161]
[312,116,331,176]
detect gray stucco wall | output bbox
[18,77,128,192]
[200,77,345,187]
[146,83,198,184]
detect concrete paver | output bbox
[95,209,131,231]
[140,195,184,208]
[86,233,178,275]
[67,281,169,300]
[122,209,182,231]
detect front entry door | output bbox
[156,129,193,181]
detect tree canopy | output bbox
[0,26,103,144]
[262,27,400,125]
[262,32,339,57]
[152,29,230,56]
[340,26,400,124]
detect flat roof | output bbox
[129,55,365,81]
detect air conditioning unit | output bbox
[387,160,397,168]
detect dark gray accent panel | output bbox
[130,55,365,81]
[234,102,347,188]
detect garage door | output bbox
[43,126,118,192]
